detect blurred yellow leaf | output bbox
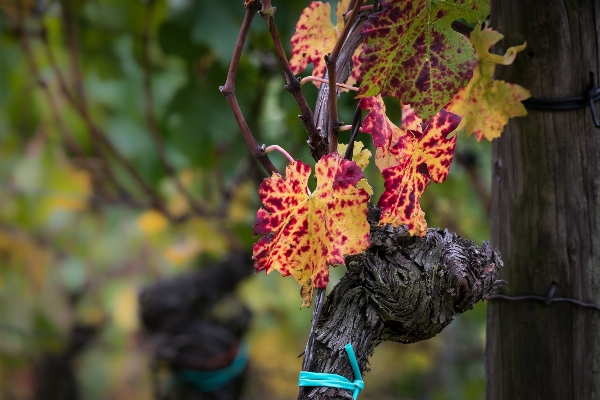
[0,229,52,291]
[137,211,168,235]
[161,218,229,267]
[164,238,202,267]
[47,165,91,211]
[112,285,139,333]
[13,144,92,224]
[191,218,229,257]
[227,180,254,223]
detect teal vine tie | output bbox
[298,343,364,399]
[178,341,248,392]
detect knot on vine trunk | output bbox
[350,204,505,343]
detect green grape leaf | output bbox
[357,0,489,120]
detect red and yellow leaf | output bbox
[289,2,338,80]
[253,154,370,307]
[289,0,362,88]
[338,141,374,195]
[357,0,489,120]
[376,109,460,235]
[447,24,531,141]
[359,95,422,170]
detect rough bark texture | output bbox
[487,1,600,399]
[302,205,505,399]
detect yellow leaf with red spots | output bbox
[377,109,460,234]
[338,141,372,170]
[289,1,362,88]
[447,24,531,141]
[252,153,370,307]
[360,95,460,235]
[337,141,374,195]
[359,95,423,171]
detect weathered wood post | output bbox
[487,1,600,398]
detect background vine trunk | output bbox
[487,1,600,398]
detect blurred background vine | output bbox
[0,0,492,399]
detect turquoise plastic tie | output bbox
[298,343,364,399]
[178,341,248,392]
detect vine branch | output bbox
[28,10,172,217]
[260,4,324,161]
[220,1,279,176]
[313,8,370,160]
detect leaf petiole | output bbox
[299,76,359,91]
[263,145,295,164]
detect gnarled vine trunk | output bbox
[301,205,504,399]
[299,9,506,398]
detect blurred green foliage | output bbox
[0,0,492,399]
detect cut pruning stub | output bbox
[252,153,370,308]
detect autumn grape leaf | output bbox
[338,141,374,195]
[447,24,531,141]
[377,110,460,235]
[357,0,489,120]
[337,141,371,169]
[253,153,370,308]
[359,95,423,169]
[289,0,362,88]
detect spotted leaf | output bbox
[289,0,362,88]
[357,0,489,120]
[338,141,374,195]
[253,154,370,307]
[447,24,531,141]
[359,95,423,169]
[377,109,461,235]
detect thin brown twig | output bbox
[326,0,365,154]
[220,1,279,176]
[31,16,172,218]
[62,0,87,106]
[260,4,324,161]
[45,2,125,198]
[343,103,363,160]
[58,0,129,203]
[16,27,83,157]
[15,14,129,205]
[141,0,210,217]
